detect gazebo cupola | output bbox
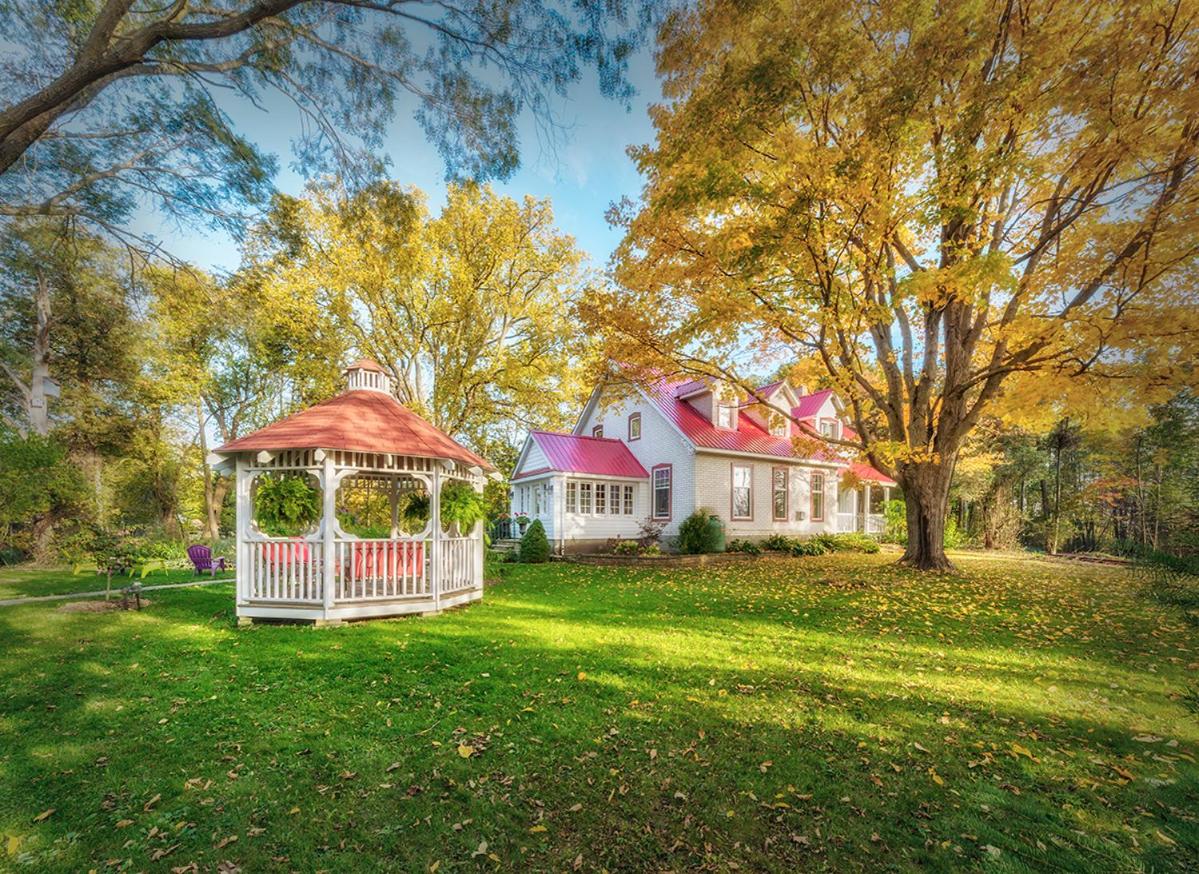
[210,359,495,625]
[344,357,392,394]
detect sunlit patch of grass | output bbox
[0,555,1195,872]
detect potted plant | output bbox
[515,512,530,534]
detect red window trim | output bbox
[730,462,753,521]
[651,463,672,520]
[772,466,788,521]
[627,412,641,441]
[810,472,825,522]
[592,424,604,438]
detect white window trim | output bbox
[731,463,753,520]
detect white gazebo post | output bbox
[320,449,336,619]
[431,463,443,612]
[235,455,251,610]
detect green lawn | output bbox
[0,565,234,601]
[0,553,1195,872]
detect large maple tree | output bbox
[585,0,1199,569]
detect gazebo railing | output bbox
[245,539,325,603]
[439,535,476,595]
[242,534,481,607]
[332,538,429,600]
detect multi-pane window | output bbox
[566,481,578,513]
[623,484,634,515]
[811,473,825,521]
[592,424,604,438]
[652,466,671,519]
[772,468,788,521]
[595,482,607,514]
[731,464,753,519]
[628,413,641,441]
[819,418,838,439]
[580,482,593,514]
[716,403,737,430]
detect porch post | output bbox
[321,452,336,616]
[431,466,442,610]
[863,484,872,532]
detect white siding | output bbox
[511,474,557,539]
[575,386,695,537]
[559,478,646,541]
[692,452,840,538]
[513,436,549,476]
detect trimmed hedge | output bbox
[519,519,551,563]
[678,509,720,554]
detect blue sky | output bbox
[135,47,663,275]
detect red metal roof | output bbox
[848,461,897,486]
[791,388,835,420]
[216,390,494,470]
[517,431,649,479]
[642,377,841,462]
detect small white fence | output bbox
[243,534,480,606]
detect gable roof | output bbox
[641,377,841,463]
[515,431,649,480]
[791,388,835,420]
[216,390,494,471]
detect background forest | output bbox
[0,181,596,564]
[1,0,1197,568]
[3,199,1195,565]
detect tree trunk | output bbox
[206,478,230,540]
[28,273,53,436]
[897,461,954,571]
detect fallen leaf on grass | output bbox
[143,794,162,811]
[32,809,54,823]
[457,744,475,759]
[1111,764,1135,781]
[115,819,134,829]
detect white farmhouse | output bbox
[510,375,896,553]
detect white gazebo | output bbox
[211,360,495,625]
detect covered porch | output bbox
[213,360,494,624]
[836,465,896,536]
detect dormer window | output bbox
[592,424,604,438]
[819,418,839,439]
[769,412,789,438]
[716,402,737,430]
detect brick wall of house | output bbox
[692,452,841,538]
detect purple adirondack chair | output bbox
[187,544,226,577]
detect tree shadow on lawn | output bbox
[0,580,1195,872]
